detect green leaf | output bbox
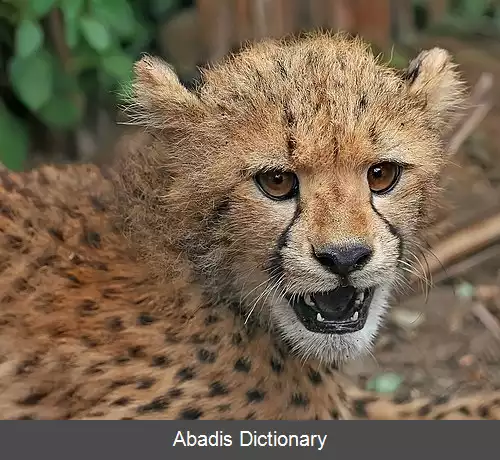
[90,0,137,38]
[30,0,57,17]
[101,52,134,82]
[149,0,179,18]
[79,16,112,52]
[38,96,82,129]
[366,373,403,394]
[15,19,44,58]
[0,104,28,171]
[60,0,84,48]
[9,50,54,111]
[461,0,489,18]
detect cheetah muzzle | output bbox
[288,286,374,334]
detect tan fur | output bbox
[0,32,497,420]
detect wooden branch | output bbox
[445,72,494,156]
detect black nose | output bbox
[313,243,373,276]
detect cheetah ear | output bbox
[404,48,466,134]
[127,55,201,129]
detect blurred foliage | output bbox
[0,0,186,170]
[1,0,500,171]
[415,0,500,35]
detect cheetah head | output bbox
[115,33,466,364]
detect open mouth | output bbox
[287,286,375,334]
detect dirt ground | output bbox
[344,34,500,400]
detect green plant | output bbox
[0,0,183,170]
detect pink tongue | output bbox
[313,286,356,321]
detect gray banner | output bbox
[0,421,496,459]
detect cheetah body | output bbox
[0,34,499,420]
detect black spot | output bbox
[217,404,231,413]
[330,409,340,419]
[369,124,378,143]
[357,93,368,116]
[209,381,229,397]
[48,228,64,242]
[106,316,124,332]
[168,388,183,398]
[90,196,107,212]
[353,398,376,418]
[101,288,118,298]
[478,405,490,418]
[204,314,219,325]
[208,334,221,345]
[128,346,146,358]
[458,406,471,416]
[307,369,322,385]
[284,107,295,128]
[393,392,412,405]
[66,274,81,284]
[112,397,131,406]
[137,397,169,414]
[417,404,432,416]
[246,389,265,403]
[197,348,216,363]
[83,230,101,248]
[431,394,450,406]
[92,261,108,271]
[287,135,297,153]
[18,391,48,406]
[151,355,170,368]
[137,312,156,326]
[176,367,195,382]
[234,357,251,373]
[78,299,98,316]
[270,357,283,373]
[245,411,256,420]
[85,363,105,375]
[190,333,205,344]
[109,379,131,390]
[6,234,23,250]
[291,393,309,407]
[81,335,98,348]
[136,378,156,390]
[16,357,40,375]
[114,355,130,365]
[178,408,203,420]
[231,333,242,346]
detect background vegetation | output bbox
[0,0,499,171]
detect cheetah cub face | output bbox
[119,34,465,364]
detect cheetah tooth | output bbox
[316,312,325,322]
[351,311,359,321]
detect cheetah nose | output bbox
[313,243,373,276]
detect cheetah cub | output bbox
[4,33,497,421]
[118,33,465,364]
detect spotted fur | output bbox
[0,33,497,420]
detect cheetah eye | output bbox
[255,170,299,201]
[367,162,401,195]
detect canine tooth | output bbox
[351,311,359,321]
[316,312,325,322]
[304,293,315,307]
